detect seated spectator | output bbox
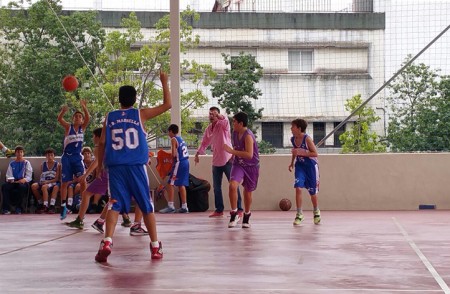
[32,148,61,214]
[1,146,33,214]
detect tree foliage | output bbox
[339,94,386,153]
[78,8,216,147]
[210,52,263,131]
[386,57,450,151]
[0,0,104,155]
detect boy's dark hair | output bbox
[119,85,137,108]
[209,106,220,113]
[292,118,308,132]
[73,111,84,118]
[93,127,102,138]
[168,124,179,134]
[14,145,24,152]
[233,112,248,127]
[44,148,55,155]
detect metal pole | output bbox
[170,0,181,130]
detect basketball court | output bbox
[1,210,450,293]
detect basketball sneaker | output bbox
[47,205,56,214]
[159,206,175,213]
[313,209,321,225]
[176,207,189,213]
[242,212,251,228]
[130,224,148,236]
[150,241,163,259]
[121,215,132,227]
[293,213,304,226]
[95,239,112,263]
[209,211,224,218]
[228,211,241,228]
[91,220,104,234]
[66,216,84,229]
[60,205,68,220]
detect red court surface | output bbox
[1,210,450,293]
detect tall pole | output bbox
[170,0,181,129]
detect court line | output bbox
[393,217,450,294]
[0,230,85,256]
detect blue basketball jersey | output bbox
[173,136,189,162]
[63,125,84,155]
[40,161,59,183]
[104,108,149,167]
[291,134,318,165]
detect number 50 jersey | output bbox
[104,108,149,167]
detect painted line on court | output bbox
[393,217,450,294]
[0,230,85,256]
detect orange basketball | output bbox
[62,75,79,92]
[279,198,292,211]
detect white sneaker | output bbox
[228,211,241,228]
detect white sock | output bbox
[151,241,159,248]
[50,199,56,206]
[168,202,175,209]
[67,198,73,206]
[43,201,48,207]
[181,203,187,209]
[297,208,303,214]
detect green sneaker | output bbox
[121,215,132,227]
[66,217,84,229]
[293,213,304,226]
[5,149,14,158]
[313,209,321,225]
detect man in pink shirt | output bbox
[194,107,243,217]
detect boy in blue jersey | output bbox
[57,99,90,220]
[32,148,61,214]
[288,118,321,226]
[95,71,171,262]
[159,124,190,214]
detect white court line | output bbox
[393,217,450,294]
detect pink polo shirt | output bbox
[197,116,232,167]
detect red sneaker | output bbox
[150,241,163,260]
[208,211,224,218]
[95,240,112,262]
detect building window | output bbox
[262,122,283,148]
[313,122,325,147]
[334,122,346,147]
[288,50,313,72]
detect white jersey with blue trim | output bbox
[63,125,84,155]
[104,108,149,167]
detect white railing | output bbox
[0,0,374,13]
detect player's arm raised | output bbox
[80,99,90,131]
[57,105,71,133]
[140,71,172,123]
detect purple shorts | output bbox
[230,164,259,192]
[86,170,108,195]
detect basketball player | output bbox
[95,70,171,262]
[57,100,90,220]
[66,127,147,236]
[223,112,260,229]
[288,118,320,226]
[159,124,190,214]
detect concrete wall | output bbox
[1,153,449,211]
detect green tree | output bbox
[339,94,386,153]
[78,9,216,146]
[210,52,263,131]
[386,57,449,151]
[0,0,105,155]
